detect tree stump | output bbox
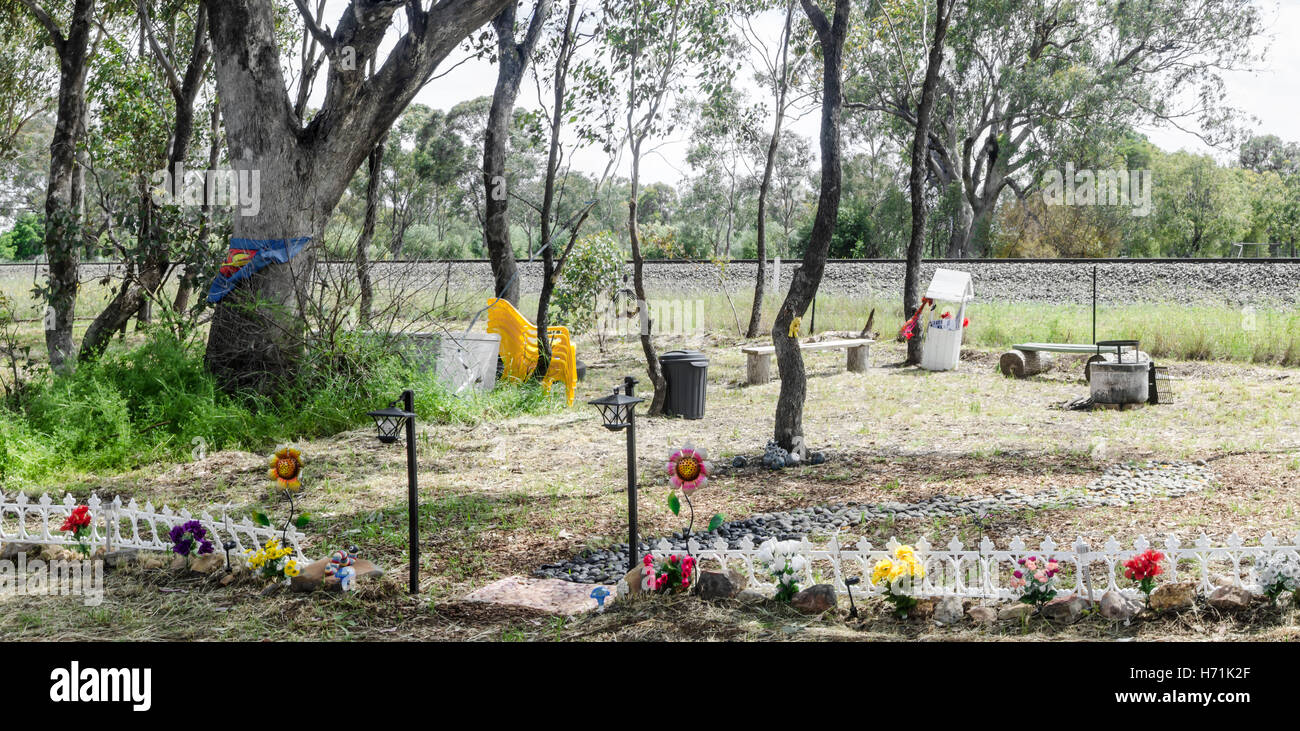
[846,343,869,372]
[999,350,1026,378]
[999,350,1051,378]
[745,352,771,385]
[1023,350,1053,375]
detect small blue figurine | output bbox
[590,586,611,611]
[325,545,358,591]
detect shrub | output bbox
[552,230,624,334]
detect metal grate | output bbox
[1150,365,1174,404]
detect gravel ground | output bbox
[18,260,1296,308]
[354,260,1300,307]
[534,460,1217,584]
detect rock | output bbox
[1100,590,1142,622]
[1149,581,1196,611]
[1211,574,1236,588]
[808,452,826,465]
[290,557,383,593]
[620,567,643,597]
[934,595,964,625]
[791,584,837,614]
[219,573,236,586]
[1207,585,1253,611]
[731,456,747,468]
[696,569,747,601]
[966,606,997,624]
[462,576,615,615]
[1041,594,1091,624]
[998,603,1033,621]
[910,598,935,620]
[103,549,139,569]
[188,553,226,574]
[139,554,169,570]
[260,581,285,597]
[41,545,78,561]
[0,542,39,561]
[736,589,766,603]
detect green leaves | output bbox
[294,514,311,528]
[667,492,681,516]
[251,510,271,527]
[707,513,725,532]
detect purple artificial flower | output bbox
[168,520,210,557]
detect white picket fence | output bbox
[0,491,306,562]
[652,532,1300,601]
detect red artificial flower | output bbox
[941,311,952,319]
[60,505,91,532]
[1123,549,1164,581]
[962,317,970,328]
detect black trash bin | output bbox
[659,349,709,419]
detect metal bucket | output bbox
[1090,361,1149,404]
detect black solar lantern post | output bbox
[368,389,419,594]
[588,377,645,573]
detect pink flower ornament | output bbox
[667,443,711,494]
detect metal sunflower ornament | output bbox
[254,446,311,542]
[666,443,724,538]
[268,447,304,491]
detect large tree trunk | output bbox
[30,0,95,374]
[175,105,223,315]
[201,0,512,392]
[904,0,953,364]
[356,134,385,329]
[746,0,797,339]
[772,0,849,454]
[481,1,550,306]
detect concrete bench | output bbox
[740,338,872,385]
[999,342,1147,379]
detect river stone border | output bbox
[534,460,1216,585]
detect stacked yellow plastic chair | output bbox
[486,298,577,406]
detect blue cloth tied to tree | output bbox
[207,237,310,304]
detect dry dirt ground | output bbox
[3,334,1299,641]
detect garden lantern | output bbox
[367,390,420,594]
[222,540,236,573]
[588,377,644,573]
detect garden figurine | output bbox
[325,546,359,591]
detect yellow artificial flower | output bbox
[871,558,894,585]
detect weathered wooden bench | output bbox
[740,338,872,385]
[999,342,1147,379]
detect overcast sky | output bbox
[317,0,1299,185]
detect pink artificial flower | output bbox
[1034,571,1047,582]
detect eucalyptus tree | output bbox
[902,0,952,365]
[200,0,513,392]
[482,0,553,306]
[79,0,212,359]
[733,0,814,337]
[576,0,733,415]
[683,87,763,261]
[531,0,602,381]
[16,0,96,373]
[847,0,1265,258]
[771,0,849,455]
